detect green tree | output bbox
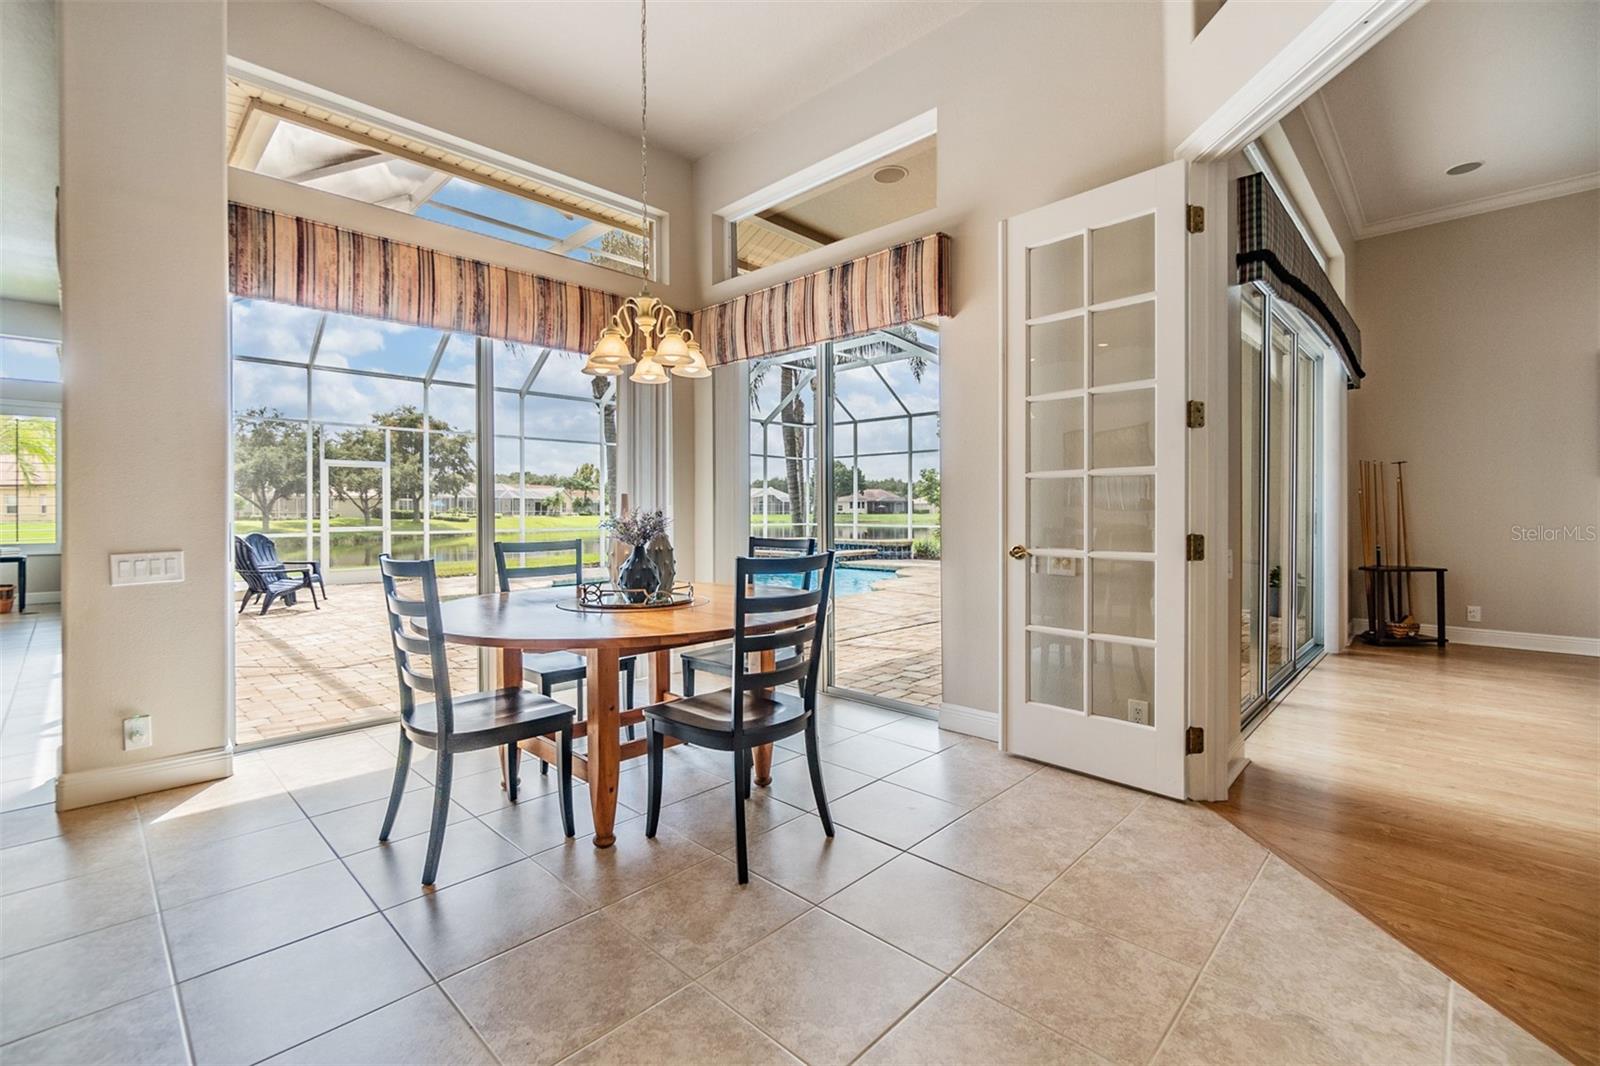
[232,410,304,531]
[914,467,941,509]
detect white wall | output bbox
[692,1,1168,724]
[57,0,231,807]
[1350,191,1600,646]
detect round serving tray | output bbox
[555,581,700,612]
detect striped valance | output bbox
[227,203,625,352]
[691,233,951,366]
[1236,174,1364,387]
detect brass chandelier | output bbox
[582,0,710,383]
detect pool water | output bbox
[760,564,896,597]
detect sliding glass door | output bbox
[1239,284,1323,725]
[747,328,942,713]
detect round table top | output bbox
[435,582,764,653]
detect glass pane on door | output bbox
[1240,290,1265,706]
[1265,315,1294,676]
[1023,215,1159,727]
[1295,350,1317,655]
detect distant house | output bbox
[433,483,580,516]
[0,454,56,525]
[751,485,791,514]
[840,488,907,515]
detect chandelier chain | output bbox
[639,0,650,292]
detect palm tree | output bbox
[0,416,56,489]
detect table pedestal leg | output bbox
[587,647,622,847]
[499,649,523,792]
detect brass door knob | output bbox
[1008,545,1031,560]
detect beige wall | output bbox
[1350,191,1600,640]
[58,0,231,804]
[692,1,1168,719]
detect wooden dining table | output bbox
[435,582,780,848]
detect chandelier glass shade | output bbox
[582,0,711,384]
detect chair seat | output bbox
[403,686,573,750]
[262,575,305,595]
[643,689,808,742]
[680,643,734,670]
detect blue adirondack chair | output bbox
[234,535,321,615]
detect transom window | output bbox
[227,80,658,279]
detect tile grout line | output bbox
[1143,848,1272,1065]
[133,801,200,1066]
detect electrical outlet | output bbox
[1466,605,1482,622]
[123,715,152,751]
[1127,699,1149,725]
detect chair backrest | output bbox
[730,551,835,735]
[244,532,287,580]
[233,536,270,593]
[493,539,583,593]
[378,554,455,732]
[748,535,818,589]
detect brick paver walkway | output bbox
[235,563,944,745]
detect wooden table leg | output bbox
[587,647,622,848]
[651,650,671,702]
[499,649,524,792]
[753,648,775,787]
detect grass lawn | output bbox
[2,519,57,546]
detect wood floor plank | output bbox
[1212,643,1599,1066]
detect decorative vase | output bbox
[619,542,658,603]
[645,534,676,601]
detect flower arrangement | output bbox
[601,509,670,547]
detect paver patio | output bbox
[234,561,943,746]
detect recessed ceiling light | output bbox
[1446,161,1483,176]
[873,165,909,185]
[1096,342,1111,348]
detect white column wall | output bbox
[57,0,231,808]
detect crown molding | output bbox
[1356,172,1600,239]
[1300,92,1369,237]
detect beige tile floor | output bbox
[0,679,1564,1065]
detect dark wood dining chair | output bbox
[679,536,816,696]
[642,550,836,883]
[493,539,639,778]
[377,554,575,885]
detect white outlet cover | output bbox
[123,714,152,751]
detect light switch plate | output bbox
[110,551,184,586]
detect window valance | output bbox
[227,203,625,352]
[691,233,951,366]
[1236,174,1364,386]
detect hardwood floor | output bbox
[1212,642,1600,1065]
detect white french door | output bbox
[320,458,390,585]
[1003,161,1189,798]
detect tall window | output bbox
[0,336,62,551]
[0,413,58,548]
[492,342,617,575]
[746,326,942,712]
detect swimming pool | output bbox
[760,564,897,596]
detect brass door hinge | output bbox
[1186,533,1205,561]
[1185,726,1205,754]
[1186,400,1206,428]
[1186,204,1206,234]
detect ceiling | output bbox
[0,0,60,306]
[1303,0,1599,238]
[318,0,974,159]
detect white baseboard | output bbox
[16,592,60,605]
[1349,619,1598,658]
[56,747,233,811]
[939,702,998,742]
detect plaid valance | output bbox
[227,203,625,352]
[691,233,952,366]
[1236,174,1363,386]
